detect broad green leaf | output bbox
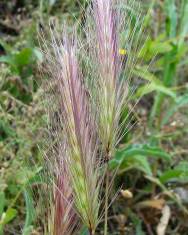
[134,67,176,99]
[118,155,152,175]
[0,47,37,75]
[13,48,33,67]
[135,83,176,99]
[0,208,17,225]
[0,208,17,234]
[134,66,159,83]
[110,144,171,172]
[135,83,154,97]
[159,169,188,184]
[139,37,172,60]
[149,41,172,55]
[160,161,188,184]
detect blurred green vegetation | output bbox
[0,0,188,234]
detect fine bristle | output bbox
[85,0,146,158]
[40,26,103,233]
[36,1,149,234]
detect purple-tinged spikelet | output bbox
[85,2,144,233]
[86,0,142,159]
[41,27,102,234]
[92,0,120,158]
[53,154,76,235]
[39,141,77,235]
[38,1,145,233]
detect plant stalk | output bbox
[104,165,109,235]
[149,53,177,128]
[89,228,95,235]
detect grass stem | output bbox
[104,166,109,235]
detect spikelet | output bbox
[86,0,144,158]
[40,26,102,234]
[36,137,77,235]
[84,3,146,233]
[53,144,76,235]
[37,1,146,233]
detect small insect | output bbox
[119,49,128,70]
[119,49,127,56]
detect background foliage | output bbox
[0,0,188,234]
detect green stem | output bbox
[104,167,109,235]
[149,53,177,128]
